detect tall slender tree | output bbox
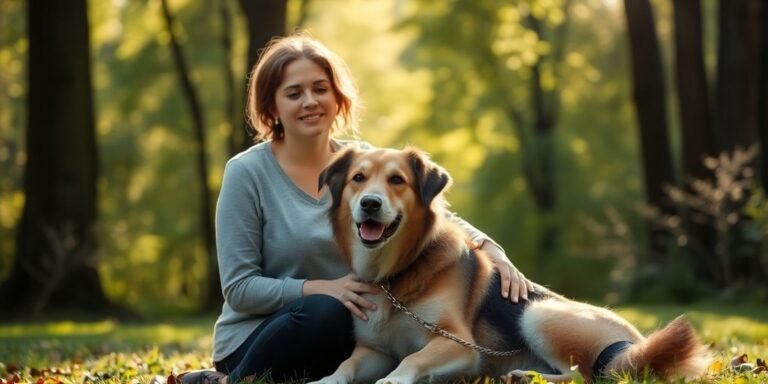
[760,0,768,190]
[712,0,762,286]
[235,0,287,153]
[0,0,110,316]
[715,0,760,153]
[672,0,717,282]
[159,0,218,310]
[624,0,676,269]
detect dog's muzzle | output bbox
[356,195,401,248]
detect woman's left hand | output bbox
[481,241,534,303]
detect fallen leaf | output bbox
[731,353,749,367]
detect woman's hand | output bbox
[480,241,534,303]
[303,273,379,321]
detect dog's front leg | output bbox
[376,337,477,384]
[308,344,396,384]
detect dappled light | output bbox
[0,5,766,383]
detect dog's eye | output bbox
[352,173,365,182]
[389,175,405,185]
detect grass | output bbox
[0,305,766,383]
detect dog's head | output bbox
[319,147,452,280]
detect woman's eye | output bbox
[352,173,365,182]
[315,87,328,94]
[389,175,405,185]
[287,93,299,99]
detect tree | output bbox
[760,0,768,189]
[509,1,572,259]
[234,0,287,153]
[672,0,717,283]
[714,0,760,153]
[626,0,768,295]
[623,0,677,273]
[0,0,111,316]
[401,0,572,264]
[159,0,218,310]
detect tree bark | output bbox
[715,0,760,152]
[0,0,111,317]
[219,0,239,157]
[672,0,718,282]
[713,0,762,286]
[759,0,768,281]
[674,0,715,181]
[760,1,768,189]
[624,0,676,266]
[236,0,287,152]
[160,0,219,310]
[757,3,768,190]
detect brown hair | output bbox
[246,33,360,141]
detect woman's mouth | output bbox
[300,113,323,122]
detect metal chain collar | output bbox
[378,283,520,357]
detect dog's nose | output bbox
[360,196,382,214]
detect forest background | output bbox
[1,0,768,320]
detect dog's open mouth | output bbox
[357,216,402,247]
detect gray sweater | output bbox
[212,139,497,361]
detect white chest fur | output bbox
[355,292,444,360]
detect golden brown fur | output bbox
[310,147,710,384]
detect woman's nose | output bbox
[303,91,318,108]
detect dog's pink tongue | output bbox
[360,221,385,241]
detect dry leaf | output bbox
[731,353,749,367]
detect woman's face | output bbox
[273,58,338,140]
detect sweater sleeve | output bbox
[215,158,305,315]
[447,211,506,253]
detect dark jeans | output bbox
[214,294,355,382]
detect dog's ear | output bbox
[406,148,452,206]
[319,147,356,208]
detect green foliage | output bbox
[1,0,762,314]
[89,0,240,314]
[396,0,642,298]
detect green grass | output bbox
[0,305,766,383]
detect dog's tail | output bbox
[605,315,711,380]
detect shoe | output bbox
[177,369,226,384]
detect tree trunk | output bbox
[759,0,768,281]
[0,0,111,317]
[713,0,762,286]
[514,1,571,260]
[296,0,312,29]
[236,0,287,153]
[219,0,239,157]
[624,0,676,267]
[674,0,715,181]
[715,0,760,152]
[160,0,219,310]
[672,0,718,283]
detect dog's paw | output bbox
[502,370,534,384]
[306,375,352,384]
[375,376,414,384]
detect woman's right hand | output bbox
[303,273,379,321]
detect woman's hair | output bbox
[246,33,360,142]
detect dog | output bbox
[310,146,710,384]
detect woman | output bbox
[180,33,533,384]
